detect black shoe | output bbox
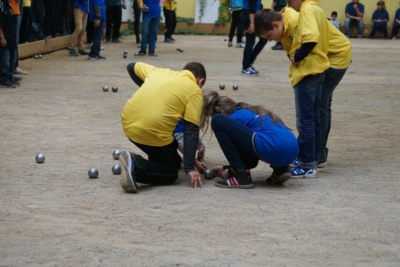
[271,45,284,50]
[10,80,20,87]
[13,76,23,82]
[0,80,17,88]
[112,38,122,43]
[78,50,89,55]
[215,168,254,189]
[170,37,176,41]
[135,51,146,56]
[148,52,158,57]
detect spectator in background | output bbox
[163,0,176,43]
[135,0,160,57]
[28,0,50,42]
[43,0,61,38]
[270,0,285,50]
[105,0,125,43]
[58,0,74,36]
[227,0,244,48]
[19,0,31,43]
[88,0,106,60]
[133,0,141,45]
[69,0,89,56]
[330,11,340,29]
[368,0,389,39]
[345,0,364,38]
[392,4,400,39]
[9,0,28,75]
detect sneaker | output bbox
[135,51,146,56]
[85,43,92,49]
[170,37,176,41]
[227,42,233,47]
[392,36,397,40]
[317,161,327,168]
[14,67,28,75]
[164,38,174,43]
[10,80,20,87]
[106,38,112,43]
[88,54,106,60]
[112,38,122,43]
[236,43,245,48]
[119,151,138,193]
[69,49,78,56]
[100,46,104,50]
[357,35,362,39]
[271,45,284,50]
[78,50,89,55]
[266,172,291,185]
[148,52,158,57]
[137,43,141,47]
[0,80,17,88]
[290,166,317,179]
[215,168,254,189]
[241,67,259,76]
[12,76,23,82]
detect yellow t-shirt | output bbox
[327,22,352,69]
[289,0,330,87]
[163,0,175,10]
[281,7,298,56]
[121,63,203,147]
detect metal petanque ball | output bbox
[123,50,128,54]
[123,54,127,58]
[219,83,225,90]
[204,170,214,179]
[34,55,39,59]
[177,47,181,51]
[179,48,184,52]
[112,86,118,93]
[88,168,99,179]
[35,153,45,163]
[38,54,42,59]
[112,149,121,160]
[103,85,109,92]
[233,84,239,90]
[112,164,121,175]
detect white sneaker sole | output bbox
[119,151,137,193]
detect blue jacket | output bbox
[230,0,243,10]
[74,0,88,13]
[242,0,261,13]
[345,2,365,18]
[142,0,161,19]
[372,9,389,21]
[395,9,400,22]
[89,0,106,21]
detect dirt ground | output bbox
[1,35,400,267]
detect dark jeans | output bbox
[163,8,176,39]
[28,0,45,41]
[130,139,181,185]
[20,7,31,43]
[241,12,267,69]
[393,21,399,37]
[319,68,346,163]
[140,17,159,53]
[43,0,61,37]
[133,0,141,43]
[369,22,388,38]
[0,46,17,83]
[89,20,105,57]
[86,15,94,43]
[57,0,74,34]
[294,73,324,169]
[12,15,21,69]
[228,9,243,43]
[106,5,122,40]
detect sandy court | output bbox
[0,35,400,266]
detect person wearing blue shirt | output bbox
[69,0,89,56]
[135,0,160,56]
[391,6,400,39]
[345,0,365,38]
[368,1,389,39]
[88,0,106,60]
[202,91,299,189]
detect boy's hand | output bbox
[188,171,203,188]
[195,159,207,174]
[94,19,100,27]
[245,23,255,34]
[0,38,6,47]
[197,147,205,161]
[290,55,298,66]
[212,166,228,178]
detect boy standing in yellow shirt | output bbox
[254,0,330,178]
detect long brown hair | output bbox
[201,90,287,131]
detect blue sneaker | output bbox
[119,151,138,193]
[241,67,259,76]
[69,49,78,56]
[290,166,317,179]
[88,54,106,60]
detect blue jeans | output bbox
[345,18,364,37]
[140,16,159,53]
[89,20,105,58]
[294,73,324,169]
[241,12,267,69]
[319,68,347,163]
[0,46,17,83]
[12,15,21,69]
[369,22,388,38]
